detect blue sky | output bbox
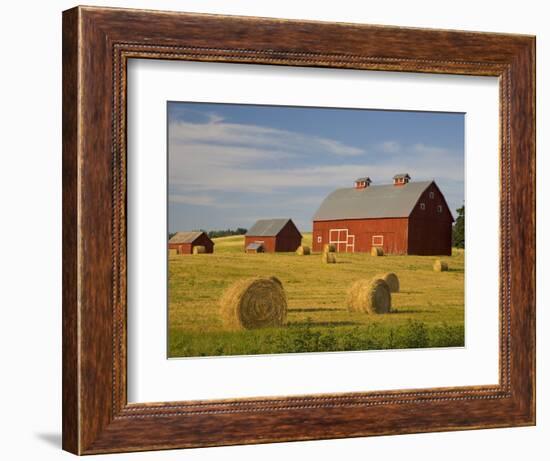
[168,102,464,233]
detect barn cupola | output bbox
[393,173,411,186]
[354,177,372,189]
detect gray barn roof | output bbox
[313,181,433,221]
[246,218,298,237]
[168,231,206,244]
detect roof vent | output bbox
[354,177,372,189]
[393,173,410,186]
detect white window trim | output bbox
[429,191,435,199]
[329,228,355,253]
[437,205,443,213]
[420,202,426,210]
[372,235,384,246]
[317,236,322,243]
[346,234,355,252]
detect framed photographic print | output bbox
[62,6,535,455]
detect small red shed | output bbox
[168,231,214,255]
[312,174,454,256]
[244,218,302,253]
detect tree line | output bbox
[452,205,464,249]
[169,228,247,240]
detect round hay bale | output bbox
[269,276,283,287]
[219,277,287,330]
[433,260,449,272]
[347,278,391,314]
[371,246,384,256]
[323,243,336,253]
[192,245,206,254]
[377,272,399,293]
[296,245,311,255]
[322,252,336,264]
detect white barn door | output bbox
[329,228,355,253]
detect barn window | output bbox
[420,202,426,210]
[317,236,322,243]
[437,205,443,213]
[372,235,383,246]
[429,191,435,199]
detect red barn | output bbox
[168,231,214,254]
[244,218,302,253]
[312,174,454,255]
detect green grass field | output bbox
[168,233,464,357]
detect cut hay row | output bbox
[322,252,336,264]
[433,260,449,272]
[347,278,391,314]
[192,245,206,254]
[323,243,336,253]
[219,277,287,330]
[296,245,311,255]
[371,246,384,256]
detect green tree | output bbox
[452,205,465,248]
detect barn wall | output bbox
[275,221,302,252]
[168,242,192,254]
[408,183,453,255]
[244,236,276,252]
[193,234,214,253]
[167,234,214,254]
[245,222,302,253]
[312,218,409,254]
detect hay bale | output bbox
[192,245,206,254]
[433,260,449,272]
[371,246,384,256]
[219,277,287,330]
[322,252,336,264]
[269,276,283,287]
[296,245,311,255]
[347,278,391,314]
[323,243,336,253]
[377,272,399,293]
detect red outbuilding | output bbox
[312,174,454,255]
[168,231,214,254]
[244,218,302,253]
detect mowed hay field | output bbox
[168,233,465,357]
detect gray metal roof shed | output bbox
[168,231,205,244]
[246,218,300,237]
[246,242,265,251]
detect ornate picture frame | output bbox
[62,6,535,454]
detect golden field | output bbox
[168,233,464,357]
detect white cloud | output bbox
[169,141,463,194]
[370,140,464,183]
[169,119,365,158]
[170,194,219,207]
[206,113,225,124]
[379,140,402,153]
[168,117,463,214]
[169,161,387,194]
